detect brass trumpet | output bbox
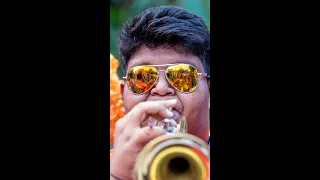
[135,114,210,180]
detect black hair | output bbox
[119,5,210,76]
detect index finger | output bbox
[126,99,177,127]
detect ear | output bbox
[208,80,210,110]
[120,80,125,97]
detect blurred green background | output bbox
[110,0,210,77]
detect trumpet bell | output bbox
[135,133,210,180]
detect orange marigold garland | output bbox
[110,54,125,143]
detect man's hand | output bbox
[110,99,177,180]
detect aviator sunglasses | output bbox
[123,63,210,95]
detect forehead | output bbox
[127,45,204,71]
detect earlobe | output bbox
[120,80,125,97]
[208,81,210,110]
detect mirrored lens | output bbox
[126,66,158,94]
[166,64,198,93]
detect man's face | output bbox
[120,45,210,141]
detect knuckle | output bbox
[136,101,146,108]
[123,134,131,141]
[115,119,124,129]
[133,102,147,114]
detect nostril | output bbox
[150,74,175,96]
[150,86,175,96]
[152,90,174,96]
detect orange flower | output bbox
[110,54,125,142]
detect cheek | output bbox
[179,83,209,111]
[178,83,210,128]
[180,93,208,112]
[123,89,148,113]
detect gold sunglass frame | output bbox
[123,63,210,95]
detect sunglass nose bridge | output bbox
[154,70,170,87]
[156,70,167,81]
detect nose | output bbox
[150,71,175,96]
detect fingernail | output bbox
[166,108,174,117]
[163,118,170,123]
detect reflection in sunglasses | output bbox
[127,66,158,94]
[166,65,198,92]
[126,64,199,94]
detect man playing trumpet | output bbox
[110,6,210,180]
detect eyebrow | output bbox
[131,61,199,69]
[133,62,151,66]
